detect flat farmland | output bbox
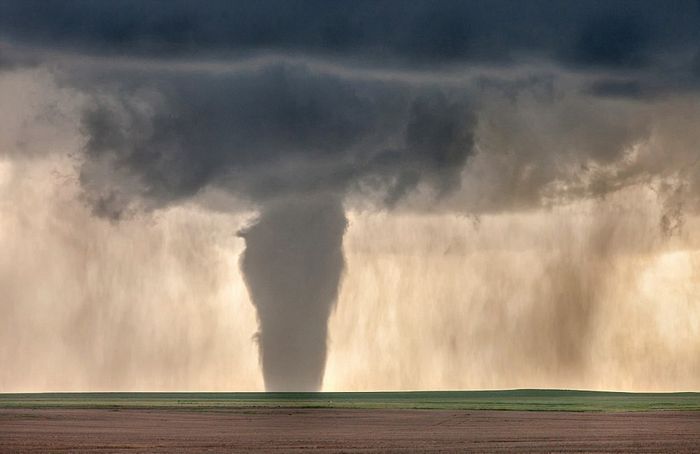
[2,389,700,411]
[1,391,699,452]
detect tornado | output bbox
[239,196,347,391]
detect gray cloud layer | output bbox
[2,1,699,69]
[0,1,697,214]
[77,64,476,217]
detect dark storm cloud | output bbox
[693,50,700,77]
[586,79,645,99]
[1,0,699,70]
[79,64,476,216]
[564,12,651,69]
[6,0,691,216]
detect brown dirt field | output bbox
[1,408,699,453]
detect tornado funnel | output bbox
[239,196,347,391]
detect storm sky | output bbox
[1,1,700,391]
